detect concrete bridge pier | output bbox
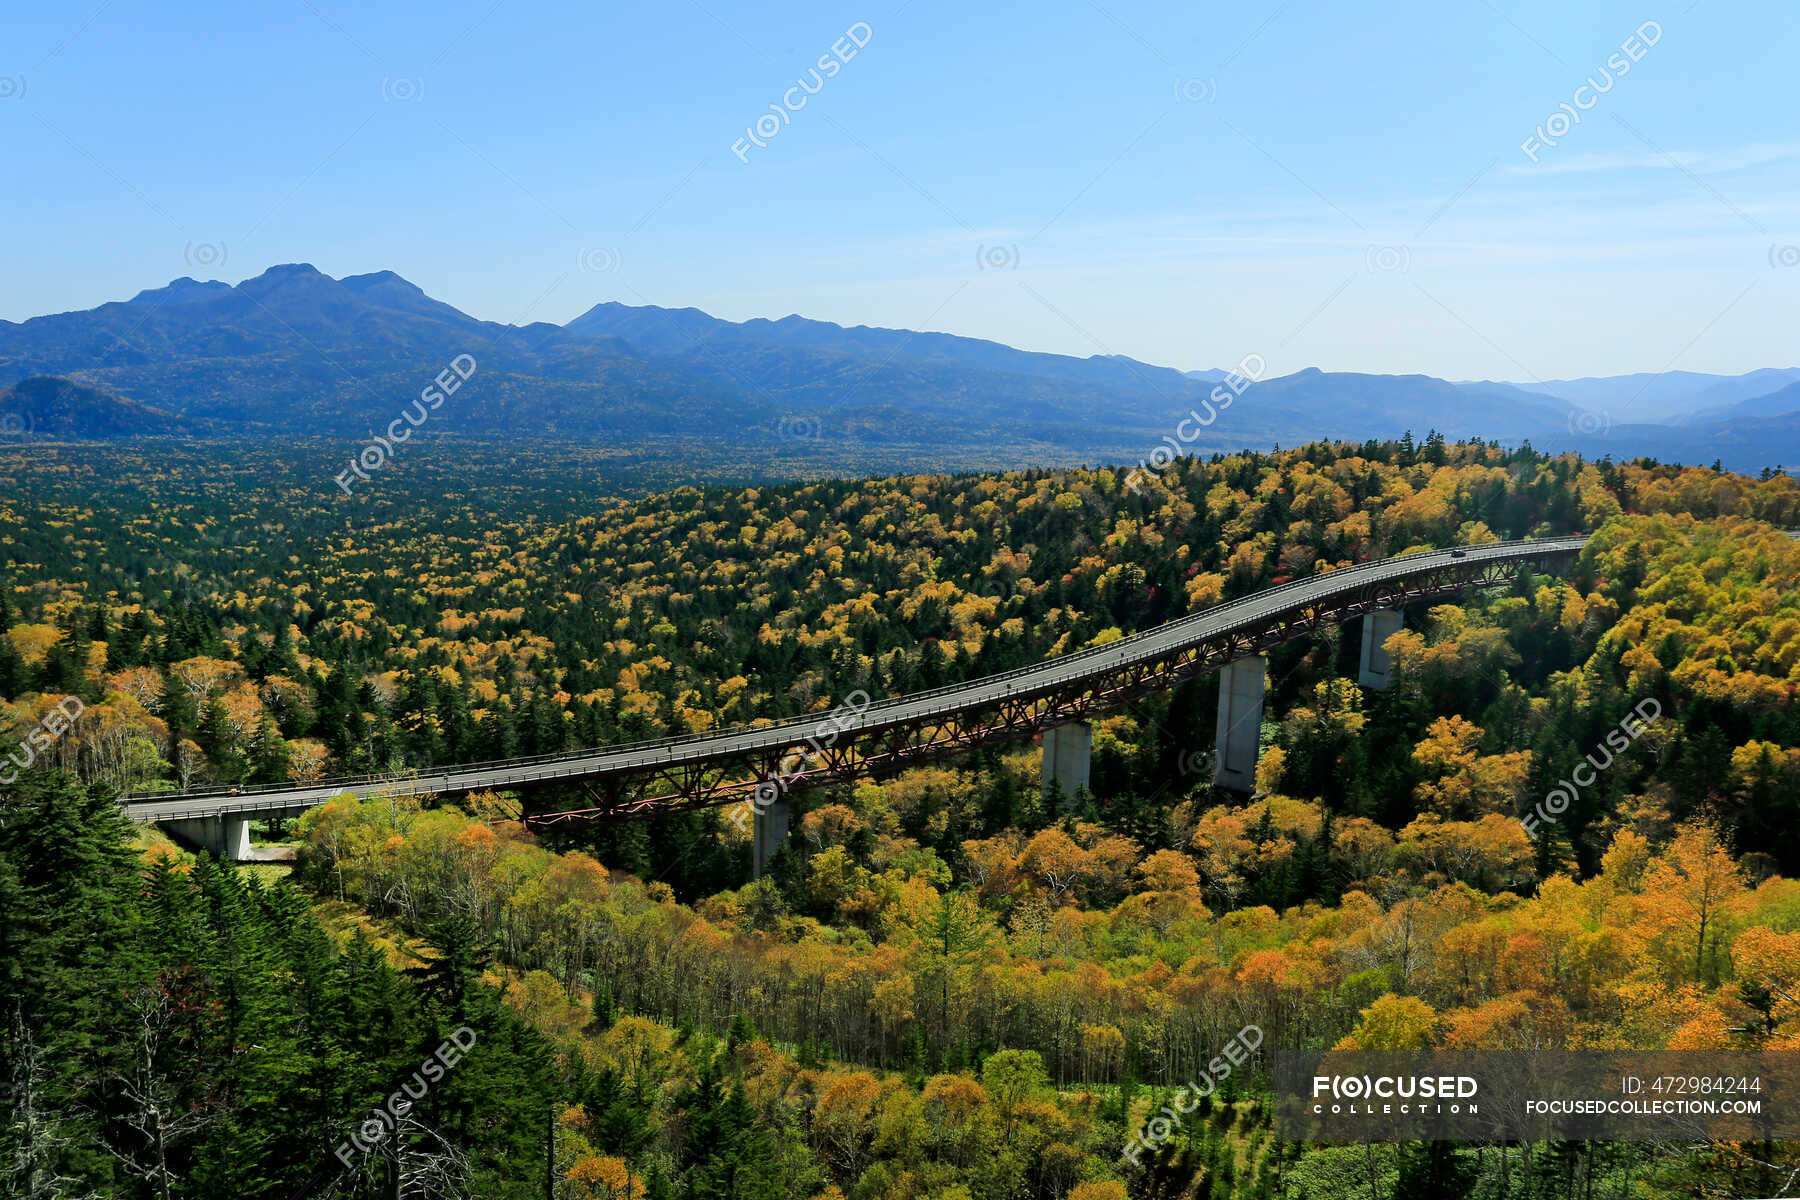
[1213,655,1267,792]
[1041,720,1093,808]
[1358,610,1405,689]
[164,814,253,861]
[752,792,789,880]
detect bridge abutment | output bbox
[1358,610,1405,689]
[1213,655,1266,792]
[163,814,253,861]
[1041,720,1093,807]
[752,793,789,879]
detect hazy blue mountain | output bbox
[1489,369,1800,425]
[1254,369,1571,442]
[1682,378,1800,425]
[0,376,196,439]
[1557,408,1800,472]
[565,301,1582,443]
[1681,369,1800,419]
[0,266,1795,473]
[567,300,1213,399]
[0,265,766,438]
[126,277,234,307]
[337,269,483,324]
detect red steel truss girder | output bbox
[525,550,1572,826]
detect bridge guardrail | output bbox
[120,535,1587,810]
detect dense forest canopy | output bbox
[7,435,1800,1198]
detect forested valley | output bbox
[7,435,1800,1197]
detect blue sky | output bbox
[4,0,1796,379]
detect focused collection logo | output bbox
[1311,1074,1479,1115]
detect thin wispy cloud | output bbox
[1505,141,1800,177]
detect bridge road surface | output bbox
[120,535,1591,825]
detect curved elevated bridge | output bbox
[123,535,1587,867]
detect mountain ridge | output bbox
[1,265,1795,472]
[0,375,199,439]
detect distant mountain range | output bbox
[1,264,1795,473]
[1489,369,1800,425]
[0,375,193,439]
